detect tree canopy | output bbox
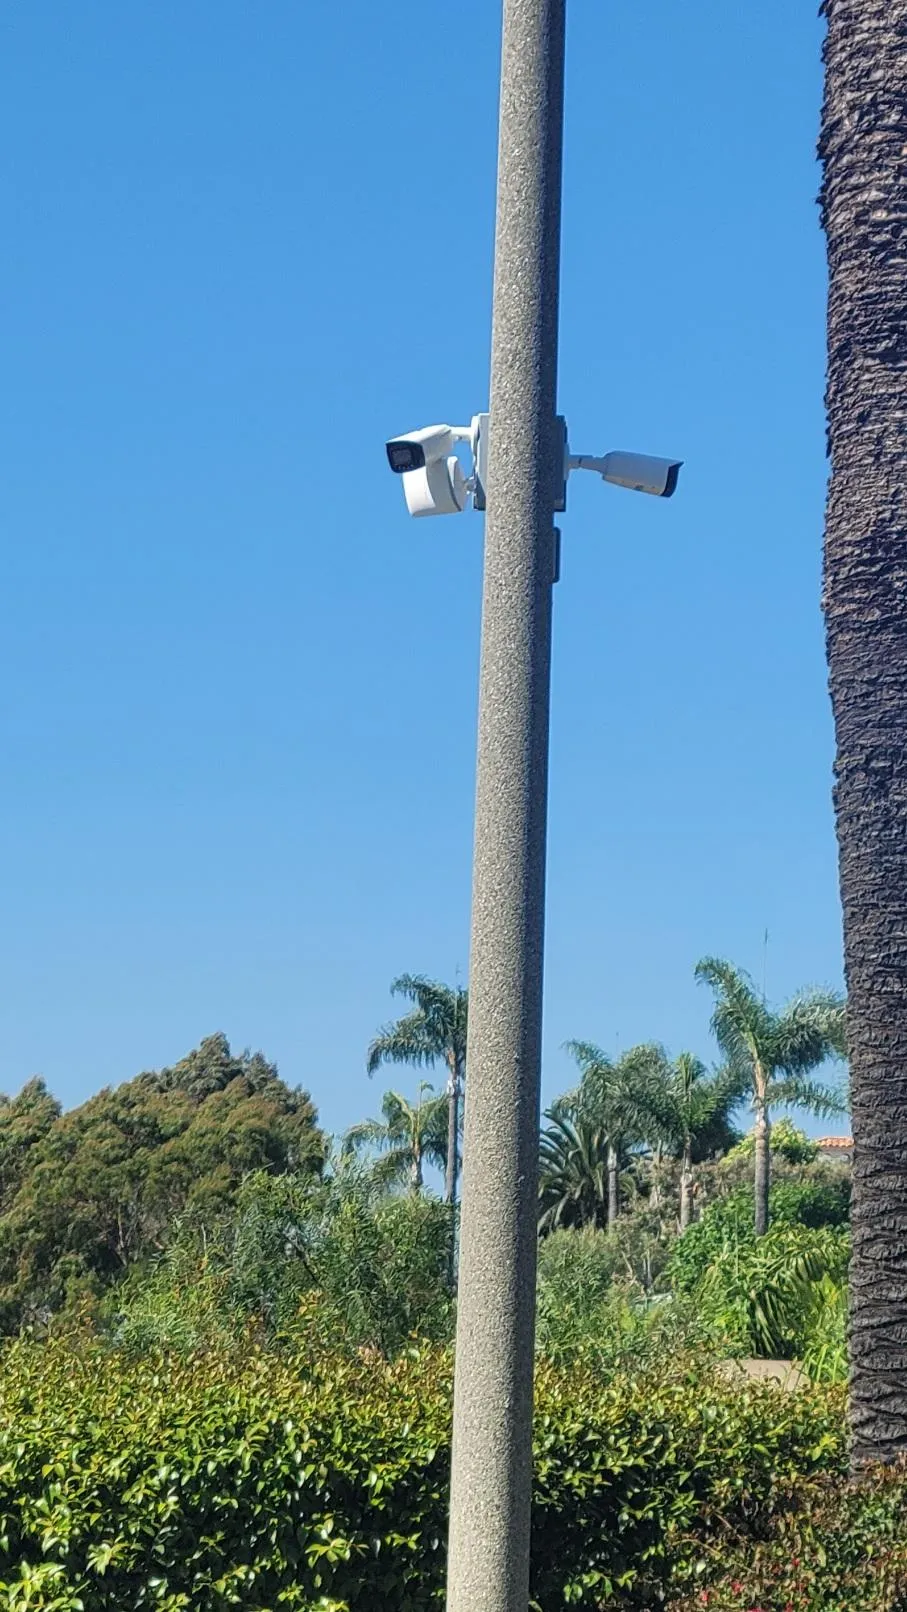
[695,958,845,1234]
[367,974,467,1207]
[0,1034,324,1331]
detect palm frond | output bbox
[768,1075,847,1120]
[366,1013,439,1076]
[368,976,468,1081]
[774,991,847,1074]
[392,975,466,1031]
[368,1148,415,1190]
[393,976,467,1055]
[566,1041,667,1147]
[538,1109,614,1234]
[695,956,771,1075]
[619,1047,744,1161]
[564,1040,612,1078]
[711,1058,752,1108]
[342,1117,387,1154]
[548,1088,580,1122]
[344,1083,449,1182]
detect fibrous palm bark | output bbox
[820,0,907,1463]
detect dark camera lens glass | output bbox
[386,441,425,472]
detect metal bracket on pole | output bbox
[472,413,568,514]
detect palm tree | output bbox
[538,1110,613,1234]
[820,0,907,1467]
[695,958,845,1237]
[639,1051,743,1232]
[343,1084,448,1192]
[559,1042,660,1228]
[367,975,467,1207]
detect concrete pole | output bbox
[446,3,566,1610]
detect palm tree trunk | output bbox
[679,1139,694,1233]
[821,0,907,1465]
[753,1101,770,1237]
[650,1143,663,1211]
[410,1145,423,1193]
[606,1140,620,1229]
[445,1061,461,1290]
[445,1063,460,1205]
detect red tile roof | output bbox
[815,1135,853,1150]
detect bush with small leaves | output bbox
[0,1331,846,1610]
[665,1464,907,1611]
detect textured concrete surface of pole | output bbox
[445,2,566,1610]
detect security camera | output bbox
[386,422,477,517]
[402,455,470,517]
[569,450,682,498]
[386,425,468,475]
[385,416,683,521]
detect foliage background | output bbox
[0,1333,847,1612]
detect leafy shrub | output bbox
[725,1118,820,1165]
[113,1166,455,1360]
[769,1172,851,1229]
[693,1151,851,1231]
[666,1465,907,1611]
[536,1228,712,1374]
[799,1272,848,1384]
[109,1235,239,1357]
[536,1226,617,1354]
[0,1332,846,1610]
[672,1180,850,1300]
[668,1195,756,1297]
[671,1219,849,1360]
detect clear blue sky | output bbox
[0,1,842,1137]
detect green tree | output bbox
[0,1035,324,1331]
[695,959,846,1237]
[115,1162,454,1358]
[0,1078,62,1208]
[343,1084,449,1193]
[156,1032,282,1101]
[366,975,467,1207]
[639,1052,743,1231]
[820,0,907,1466]
[538,1111,614,1233]
[727,1116,820,1167]
[557,1043,662,1227]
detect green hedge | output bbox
[0,1333,846,1610]
[666,1465,907,1611]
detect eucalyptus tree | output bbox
[695,958,845,1236]
[367,975,467,1207]
[820,0,907,1465]
[343,1084,448,1193]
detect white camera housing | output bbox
[386,421,476,518]
[386,425,465,475]
[403,456,470,517]
[569,449,682,499]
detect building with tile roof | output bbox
[815,1135,853,1165]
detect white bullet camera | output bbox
[569,449,682,499]
[385,423,475,517]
